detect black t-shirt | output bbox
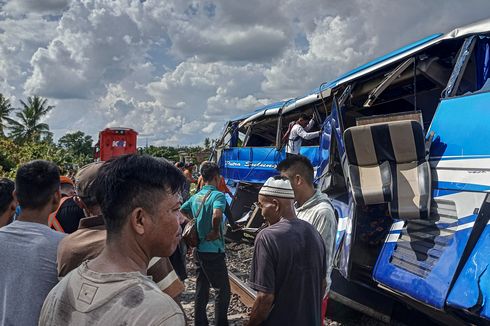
[55,197,85,234]
[249,218,326,326]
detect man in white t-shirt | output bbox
[39,155,186,326]
[286,114,321,157]
[277,155,337,325]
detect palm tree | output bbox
[6,95,54,143]
[0,94,14,137]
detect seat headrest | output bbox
[344,120,425,165]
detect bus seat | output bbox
[344,120,431,219]
[388,121,431,219]
[344,125,392,206]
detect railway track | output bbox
[228,271,256,308]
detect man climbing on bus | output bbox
[285,114,321,158]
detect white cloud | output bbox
[3,0,70,14]
[24,0,148,99]
[171,24,289,62]
[143,0,292,62]
[0,13,58,98]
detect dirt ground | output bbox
[179,242,391,325]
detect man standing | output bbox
[197,168,240,231]
[285,114,321,157]
[248,176,326,326]
[0,178,16,228]
[277,155,337,320]
[48,176,85,234]
[39,155,186,325]
[181,162,230,326]
[56,161,185,301]
[0,160,65,326]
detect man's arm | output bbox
[247,234,276,325]
[247,292,275,326]
[297,125,321,140]
[304,118,315,131]
[206,208,222,240]
[206,192,226,240]
[148,257,184,296]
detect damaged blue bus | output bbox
[214,18,490,325]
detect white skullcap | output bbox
[259,176,295,199]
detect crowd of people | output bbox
[0,153,336,326]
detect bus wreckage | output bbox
[212,18,490,325]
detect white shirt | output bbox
[286,119,320,154]
[295,191,337,293]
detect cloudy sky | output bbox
[1,0,489,146]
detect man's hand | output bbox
[205,230,220,241]
[247,291,274,326]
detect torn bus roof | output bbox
[238,93,323,128]
[232,18,490,130]
[228,100,287,123]
[327,17,490,91]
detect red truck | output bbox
[94,128,138,161]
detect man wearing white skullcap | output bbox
[247,176,327,326]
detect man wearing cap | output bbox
[48,176,85,233]
[247,176,327,326]
[56,162,185,301]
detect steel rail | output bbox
[228,272,256,308]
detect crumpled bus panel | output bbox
[373,191,485,309]
[447,221,490,320]
[374,92,490,310]
[220,147,321,184]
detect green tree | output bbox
[140,145,180,161]
[7,95,53,143]
[59,131,93,157]
[58,131,94,167]
[0,94,13,137]
[204,137,210,149]
[0,137,69,178]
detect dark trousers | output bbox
[195,252,230,326]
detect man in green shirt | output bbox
[181,162,230,325]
